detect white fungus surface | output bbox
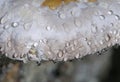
[0,0,120,63]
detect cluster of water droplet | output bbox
[0,0,120,63]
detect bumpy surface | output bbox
[0,0,120,63]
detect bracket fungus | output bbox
[0,0,120,63]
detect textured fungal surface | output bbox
[0,0,120,63]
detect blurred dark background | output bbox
[0,45,120,82]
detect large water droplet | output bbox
[115,15,120,20]
[0,16,7,24]
[12,53,18,58]
[12,22,19,27]
[59,13,66,19]
[99,15,105,20]
[108,10,113,15]
[46,26,51,31]
[33,42,38,47]
[58,50,63,58]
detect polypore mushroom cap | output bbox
[0,0,120,63]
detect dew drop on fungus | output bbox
[75,53,79,58]
[99,15,105,20]
[58,50,63,58]
[3,25,9,29]
[105,34,111,42]
[24,23,32,30]
[33,42,38,47]
[12,22,19,27]
[74,19,82,27]
[108,10,113,15]
[115,15,120,20]
[12,53,18,58]
[46,26,51,31]
[59,13,66,19]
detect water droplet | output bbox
[88,42,91,45]
[63,49,66,54]
[46,26,51,31]
[109,30,113,34]
[0,16,7,24]
[75,53,79,58]
[3,25,9,29]
[107,43,112,47]
[66,42,70,47]
[12,53,18,58]
[59,13,66,19]
[33,42,38,47]
[113,30,117,35]
[100,29,104,33]
[73,40,78,46]
[71,46,75,51]
[24,23,31,30]
[58,51,63,58]
[115,39,118,42]
[36,61,41,66]
[105,34,110,42]
[12,22,19,27]
[84,38,87,41]
[43,39,47,43]
[99,15,105,20]
[64,57,68,61]
[39,39,47,44]
[109,23,114,27]
[115,15,120,20]
[7,41,11,47]
[48,51,52,55]
[0,47,4,52]
[20,54,24,58]
[5,53,8,57]
[91,25,97,33]
[27,54,33,60]
[108,10,113,15]
[74,19,81,27]
[99,40,103,45]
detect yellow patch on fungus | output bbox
[88,0,97,2]
[42,0,77,10]
[63,0,77,4]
